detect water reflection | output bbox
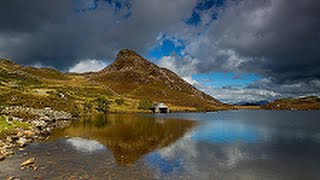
[2,111,320,179]
[191,120,260,143]
[143,111,320,179]
[66,137,106,153]
[51,113,196,165]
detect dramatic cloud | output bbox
[0,0,319,102]
[169,0,320,102]
[0,0,196,70]
[184,0,320,83]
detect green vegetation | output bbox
[83,99,94,113]
[1,110,40,121]
[0,54,233,114]
[0,116,30,138]
[138,98,153,110]
[95,97,112,114]
[262,96,320,110]
[0,89,77,113]
[114,98,125,106]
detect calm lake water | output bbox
[1,110,320,179]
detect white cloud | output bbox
[209,87,281,103]
[158,55,200,85]
[69,59,107,73]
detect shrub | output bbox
[83,99,94,112]
[115,98,125,106]
[70,105,80,118]
[95,97,112,114]
[138,98,153,110]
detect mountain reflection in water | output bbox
[50,114,196,165]
[2,111,320,179]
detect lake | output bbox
[1,110,320,179]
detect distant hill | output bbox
[234,100,269,106]
[262,96,320,110]
[0,49,232,113]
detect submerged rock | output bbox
[21,157,35,168]
[7,177,22,180]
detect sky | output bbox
[0,0,319,103]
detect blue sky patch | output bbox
[149,39,185,60]
[186,12,201,26]
[193,72,261,88]
[195,0,225,10]
[186,0,224,26]
[74,0,131,16]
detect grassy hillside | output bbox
[262,96,320,110]
[0,50,233,114]
[88,49,232,111]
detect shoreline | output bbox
[1,105,319,162]
[0,106,76,162]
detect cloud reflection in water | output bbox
[66,137,106,153]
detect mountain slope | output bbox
[87,49,231,110]
[0,49,232,112]
[262,96,320,110]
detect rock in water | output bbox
[21,157,35,168]
[7,177,22,180]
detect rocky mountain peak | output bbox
[116,49,142,60]
[90,49,228,109]
[103,49,155,72]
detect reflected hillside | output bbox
[51,114,196,165]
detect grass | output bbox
[235,105,261,110]
[0,116,30,138]
[262,96,320,110]
[0,58,233,114]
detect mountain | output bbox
[262,96,320,110]
[0,49,232,113]
[87,49,230,110]
[234,100,269,106]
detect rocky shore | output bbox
[0,106,75,162]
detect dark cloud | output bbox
[0,1,71,33]
[0,0,319,102]
[187,0,320,83]
[0,0,196,70]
